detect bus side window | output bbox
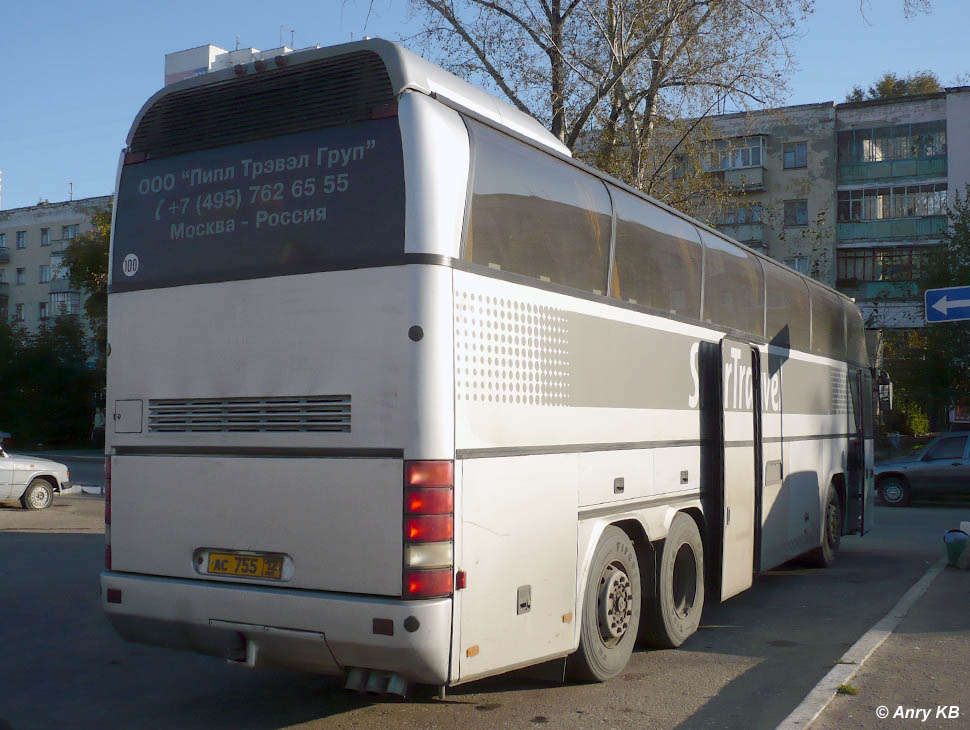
[809,284,847,360]
[764,261,810,351]
[698,230,765,337]
[464,120,611,294]
[609,186,702,318]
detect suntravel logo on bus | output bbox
[687,342,780,412]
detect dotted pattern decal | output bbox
[829,369,848,415]
[455,290,572,405]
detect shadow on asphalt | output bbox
[1,505,962,730]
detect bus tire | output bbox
[640,513,704,649]
[806,484,842,568]
[566,526,641,682]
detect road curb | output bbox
[774,558,946,730]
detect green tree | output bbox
[846,71,942,102]
[61,202,111,362]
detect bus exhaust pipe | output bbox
[344,668,409,698]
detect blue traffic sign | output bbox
[925,285,970,323]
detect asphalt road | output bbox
[0,496,964,730]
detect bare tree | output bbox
[407,0,811,200]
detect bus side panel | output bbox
[779,355,847,562]
[457,454,578,682]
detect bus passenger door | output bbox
[718,338,761,601]
[844,370,867,534]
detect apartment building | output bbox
[0,195,111,333]
[701,87,970,350]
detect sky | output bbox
[1,0,967,211]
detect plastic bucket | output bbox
[943,529,969,566]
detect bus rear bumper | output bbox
[100,571,452,685]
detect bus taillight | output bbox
[403,460,454,599]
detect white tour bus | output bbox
[101,39,874,694]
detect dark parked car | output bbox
[875,432,970,506]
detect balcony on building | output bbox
[717,222,765,248]
[48,278,75,294]
[837,121,947,184]
[837,215,946,241]
[705,135,767,191]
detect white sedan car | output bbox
[0,446,71,510]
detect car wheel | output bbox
[806,484,841,568]
[21,478,54,511]
[879,476,910,507]
[566,526,641,682]
[639,513,705,649]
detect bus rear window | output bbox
[111,117,404,291]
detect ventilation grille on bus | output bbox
[148,396,351,433]
[131,51,394,158]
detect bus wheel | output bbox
[640,513,704,649]
[567,526,641,682]
[806,484,842,568]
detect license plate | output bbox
[207,552,284,580]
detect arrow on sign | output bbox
[931,295,970,315]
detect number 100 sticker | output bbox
[122,254,140,277]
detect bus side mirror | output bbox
[877,370,893,413]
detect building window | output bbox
[39,264,51,283]
[0,233,6,249]
[837,247,932,283]
[14,304,24,322]
[706,136,765,171]
[62,224,79,241]
[0,269,5,282]
[41,228,51,246]
[15,231,27,249]
[39,301,48,320]
[16,267,26,285]
[786,256,809,274]
[783,142,807,169]
[51,291,80,315]
[838,121,946,163]
[784,200,808,227]
[837,183,947,223]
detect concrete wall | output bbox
[946,87,970,207]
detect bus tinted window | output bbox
[699,230,764,337]
[810,285,846,359]
[610,187,702,318]
[465,121,611,294]
[764,261,810,350]
[111,117,405,291]
[844,301,868,366]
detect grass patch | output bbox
[835,660,856,665]
[837,684,858,696]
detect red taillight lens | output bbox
[104,456,111,525]
[405,487,454,515]
[405,461,454,487]
[405,568,453,598]
[406,515,454,542]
